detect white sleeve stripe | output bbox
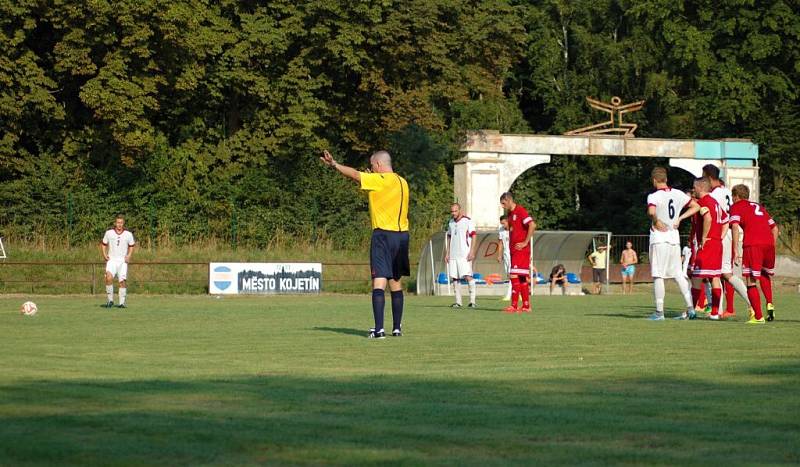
[522,216,533,224]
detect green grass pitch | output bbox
[1,292,799,465]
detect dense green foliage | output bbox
[1,0,798,249]
[1,293,799,464]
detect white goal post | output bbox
[0,237,5,259]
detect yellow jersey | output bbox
[360,172,409,232]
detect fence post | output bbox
[91,263,95,295]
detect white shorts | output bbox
[106,259,129,281]
[721,233,732,274]
[448,258,473,279]
[649,243,683,279]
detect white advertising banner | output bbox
[209,262,322,295]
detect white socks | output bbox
[654,277,665,315]
[454,280,462,305]
[119,288,127,305]
[468,278,476,304]
[106,285,114,302]
[727,276,751,306]
[674,274,694,309]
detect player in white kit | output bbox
[703,164,751,318]
[445,203,478,308]
[646,168,699,320]
[101,214,136,308]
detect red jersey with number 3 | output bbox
[729,200,776,246]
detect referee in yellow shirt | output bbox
[321,149,410,339]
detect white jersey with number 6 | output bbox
[647,188,690,245]
[103,229,136,260]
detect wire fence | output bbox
[0,234,688,294]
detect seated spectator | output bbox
[549,264,567,295]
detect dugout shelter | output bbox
[417,230,611,296]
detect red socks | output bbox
[511,276,520,308]
[691,288,702,308]
[724,281,735,313]
[747,286,763,320]
[711,288,722,315]
[759,275,773,304]
[520,280,530,309]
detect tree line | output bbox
[2,0,798,251]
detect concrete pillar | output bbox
[454,153,550,229]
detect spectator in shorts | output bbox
[588,245,610,294]
[620,241,638,294]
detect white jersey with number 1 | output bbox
[103,229,136,260]
[447,216,476,259]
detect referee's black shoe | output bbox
[367,328,386,339]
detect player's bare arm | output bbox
[701,211,711,248]
[496,241,503,262]
[100,242,109,261]
[515,220,536,250]
[320,149,361,182]
[772,225,779,244]
[673,200,700,228]
[125,244,135,263]
[467,237,477,261]
[731,224,741,265]
[647,206,669,232]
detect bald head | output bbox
[370,150,392,173]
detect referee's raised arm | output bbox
[320,149,360,182]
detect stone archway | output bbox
[456,131,759,229]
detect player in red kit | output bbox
[690,178,727,320]
[729,184,780,324]
[500,192,536,313]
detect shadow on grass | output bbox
[0,363,798,465]
[312,326,365,337]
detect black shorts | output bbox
[550,276,565,285]
[592,268,606,283]
[370,229,410,280]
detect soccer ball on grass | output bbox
[20,301,38,316]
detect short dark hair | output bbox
[694,177,711,192]
[500,192,513,201]
[500,214,507,221]
[702,164,720,180]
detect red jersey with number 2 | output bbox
[729,200,776,246]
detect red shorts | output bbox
[510,248,531,276]
[742,245,776,278]
[692,239,722,278]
